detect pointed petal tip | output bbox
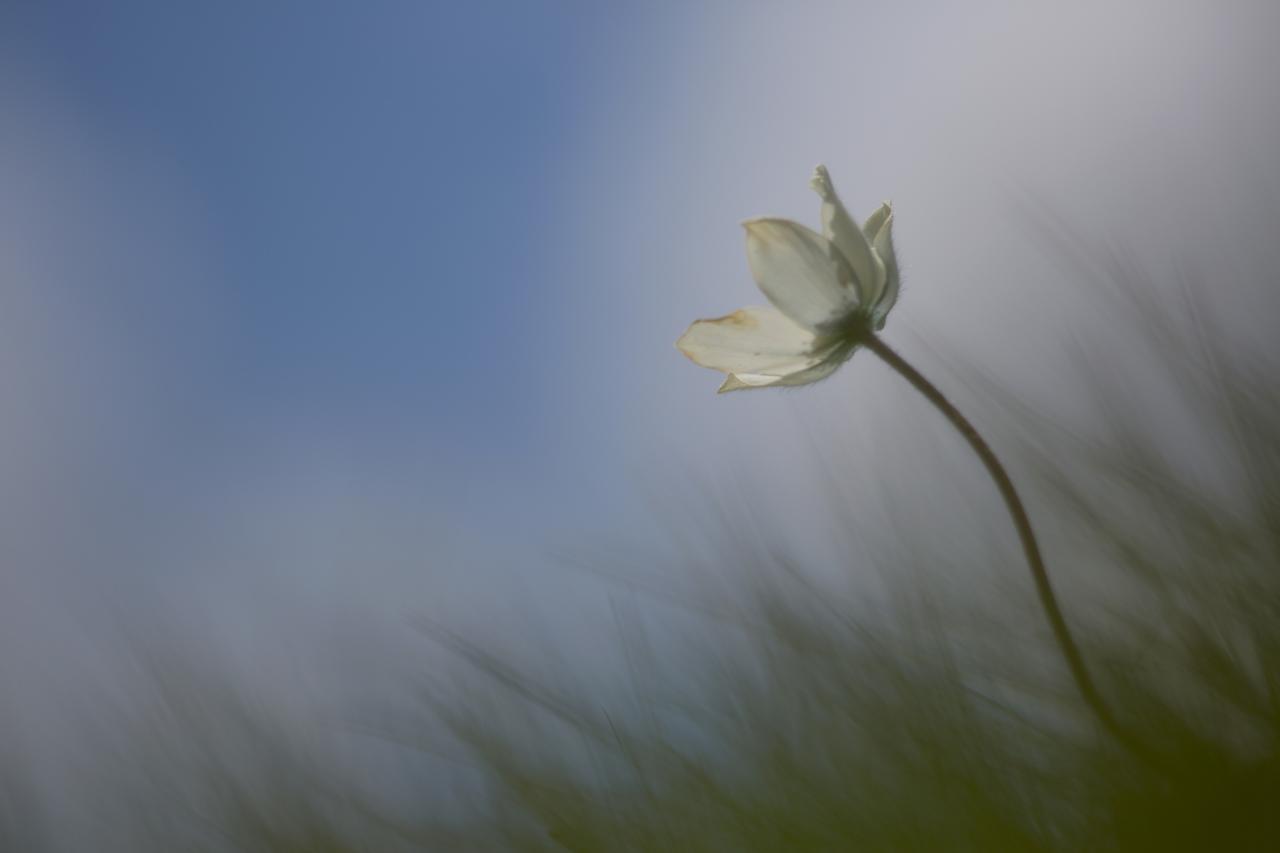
[809,164,835,199]
[674,324,703,360]
[675,319,706,355]
[716,375,742,393]
[717,373,771,393]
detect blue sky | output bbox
[11,0,1276,541]
[3,3,657,482]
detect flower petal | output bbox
[868,210,899,328]
[718,373,774,392]
[809,165,883,305]
[742,218,859,332]
[717,341,856,393]
[677,306,819,375]
[862,201,891,242]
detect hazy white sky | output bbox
[548,0,1280,551]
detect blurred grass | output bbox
[5,236,1280,850]
[412,236,1280,850]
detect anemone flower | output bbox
[676,166,1164,771]
[676,165,897,392]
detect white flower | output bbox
[677,165,899,393]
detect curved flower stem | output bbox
[862,331,1163,771]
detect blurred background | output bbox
[3,1,1280,849]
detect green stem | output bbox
[862,331,1163,770]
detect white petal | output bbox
[718,372,775,392]
[717,342,856,393]
[742,218,859,332]
[677,306,819,374]
[869,211,899,328]
[862,202,891,242]
[810,165,883,305]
